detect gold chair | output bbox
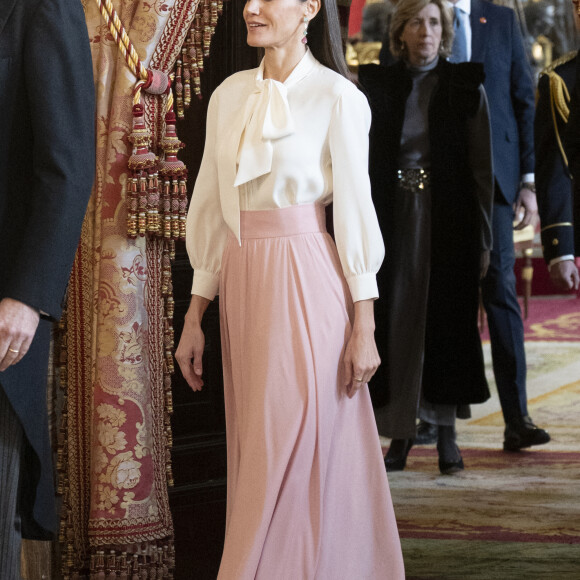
[513,223,536,319]
[345,41,383,72]
[479,223,536,332]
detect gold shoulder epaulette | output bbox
[546,69,571,125]
[540,51,578,76]
[537,56,575,168]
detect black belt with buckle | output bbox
[397,168,431,192]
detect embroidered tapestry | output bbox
[58,1,210,576]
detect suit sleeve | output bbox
[564,53,580,182]
[535,73,575,263]
[509,9,535,177]
[6,0,95,319]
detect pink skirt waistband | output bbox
[236,203,327,239]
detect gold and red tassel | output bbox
[188,32,201,99]
[127,104,157,239]
[86,545,172,579]
[158,109,187,242]
[175,58,185,120]
[157,106,183,489]
[183,47,192,110]
[174,0,223,102]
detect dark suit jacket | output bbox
[0,0,95,538]
[470,0,535,204]
[536,52,577,262]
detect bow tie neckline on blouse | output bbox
[233,48,316,187]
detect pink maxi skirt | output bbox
[217,204,404,580]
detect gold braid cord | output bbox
[96,0,148,82]
[538,51,577,169]
[548,70,571,167]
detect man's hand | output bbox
[513,187,538,230]
[0,298,40,371]
[549,260,580,292]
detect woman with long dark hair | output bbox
[175,0,405,577]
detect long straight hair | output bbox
[305,0,349,78]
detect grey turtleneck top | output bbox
[394,55,494,251]
[397,57,440,169]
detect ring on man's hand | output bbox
[8,348,19,354]
[354,377,364,382]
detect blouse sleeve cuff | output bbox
[346,273,379,303]
[191,269,220,301]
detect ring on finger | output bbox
[8,348,19,354]
[354,377,364,382]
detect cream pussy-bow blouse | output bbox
[186,48,384,303]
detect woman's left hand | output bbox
[343,300,381,397]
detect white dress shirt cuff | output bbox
[548,255,575,269]
[346,273,379,303]
[191,269,220,301]
[521,173,535,184]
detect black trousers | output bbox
[481,198,528,422]
[0,384,24,579]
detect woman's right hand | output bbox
[176,320,206,391]
[175,295,211,392]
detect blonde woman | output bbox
[360,0,493,474]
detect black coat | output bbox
[0,0,95,538]
[359,59,490,408]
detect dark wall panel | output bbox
[169,2,259,578]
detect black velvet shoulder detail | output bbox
[446,61,485,118]
[358,61,411,105]
[357,64,387,102]
[449,61,485,88]
[357,63,387,88]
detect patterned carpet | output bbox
[480,295,580,342]
[382,297,580,579]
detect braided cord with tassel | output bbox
[548,70,571,168]
[95,0,148,82]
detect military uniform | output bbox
[564,54,580,253]
[535,51,578,263]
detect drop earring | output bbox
[302,15,308,44]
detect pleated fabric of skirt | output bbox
[217,204,404,580]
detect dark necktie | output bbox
[450,6,468,63]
